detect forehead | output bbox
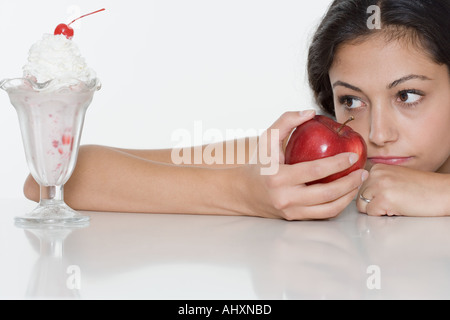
[329,34,444,84]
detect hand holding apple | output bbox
[285,115,367,185]
[240,111,368,220]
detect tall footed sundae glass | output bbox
[1,76,100,225]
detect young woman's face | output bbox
[329,34,450,173]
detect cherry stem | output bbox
[337,116,355,134]
[68,8,105,26]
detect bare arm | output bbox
[108,136,259,168]
[24,111,368,220]
[23,136,261,214]
[24,144,249,215]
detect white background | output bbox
[0,0,332,198]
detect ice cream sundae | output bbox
[0,9,104,225]
[23,33,97,88]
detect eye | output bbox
[397,90,424,106]
[338,96,365,110]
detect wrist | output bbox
[210,166,253,217]
[226,165,268,218]
[181,165,250,217]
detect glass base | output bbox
[15,200,90,228]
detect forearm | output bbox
[419,172,450,217]
[109,136,259,168]
[440,174,450,216]
[24,145,249,216]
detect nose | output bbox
[368,104,399,146]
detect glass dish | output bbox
[1,77,100,226]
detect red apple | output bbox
[285,115,367,185]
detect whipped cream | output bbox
[22,34,96,88]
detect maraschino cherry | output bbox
[54,8,105,39]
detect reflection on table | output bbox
[17,201,450,299]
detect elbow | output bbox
[23,174,39,202]
[23,144,106,205]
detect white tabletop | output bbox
[1,197,450,300]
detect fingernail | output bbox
[299,110,315,117]
[361,170,369,182]
[349,153,359,165]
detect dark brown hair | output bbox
[307,0,450,116]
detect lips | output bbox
[368,156,413,165]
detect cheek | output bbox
[406,112,450,170]
[415,85,450,162]
[419,113,450,150]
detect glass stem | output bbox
[40,185,64,206]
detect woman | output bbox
[24,0,450,219]
[308,0,450,217]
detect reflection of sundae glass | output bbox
[22,223,89,299]
[1,34,100,225]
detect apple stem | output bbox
[337,116,355,134]
[68,8,105,26]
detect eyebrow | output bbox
[332,74,432,92]
[332,81,362,92]
[386,74,432,89]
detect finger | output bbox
[303,169,368,205]
[312,188,360,220]
[277,169,366,220]
[363,197,399,217]
[282,152,360,185]
[286,187,359,220]
[357,189,398,216]
[260,110,316,164]
[269,110,316,143]
[356,187,373,214]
